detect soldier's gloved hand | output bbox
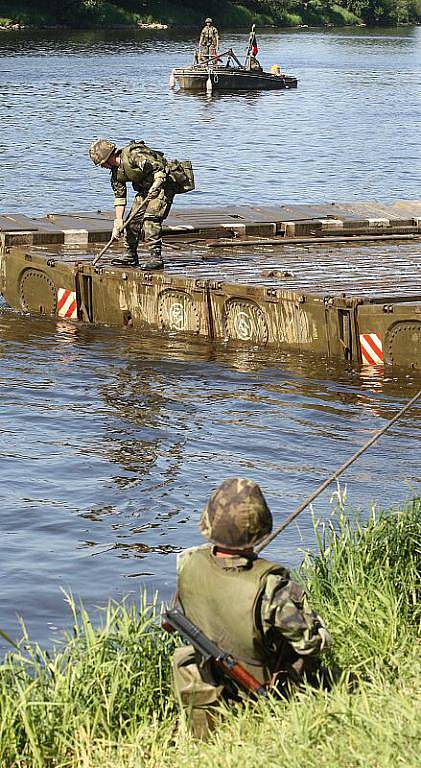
[112,220,123,240]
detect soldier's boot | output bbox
[111,250,139,267]
[140,219,164,270]
[138,249,164,270]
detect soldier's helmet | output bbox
[89,139,116,166]
[200,477,272,549]
[205,17,213,23]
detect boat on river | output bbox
[1,200,420,372]
[170,48,298,93]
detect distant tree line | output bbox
[237,0,420,24]
[2,0,420,27]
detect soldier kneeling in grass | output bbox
[171,477,332,739]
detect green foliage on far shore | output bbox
[0,496,420,767]
[0,0,420,29]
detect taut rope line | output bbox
[256,389,421,553]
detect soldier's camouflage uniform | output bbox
[199,24,219,61]
[111,141,175,260]
[171,478,332,739]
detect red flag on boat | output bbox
[249,25,258,57]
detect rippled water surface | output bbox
[0,26,420,646]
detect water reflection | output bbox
[0,300,420,646]
[1,26,420,215]
[0,26,420,646]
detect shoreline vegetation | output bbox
[0,496,420,766]
[0,0,420,31]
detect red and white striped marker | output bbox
[57,288,77,320]
[359,333,383,365]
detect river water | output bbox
[0,25,420,647]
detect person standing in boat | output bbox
[198,17,219,62]
[246,25,261,71]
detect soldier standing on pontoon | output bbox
[198,17,219,62]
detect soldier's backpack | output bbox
[128,140,195,194]
[168,159,195,194]
[128,139,165,163]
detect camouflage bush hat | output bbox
[89,139,116,166]
[200,477,273,549]
[205,17,213,23]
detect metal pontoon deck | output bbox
[1,200,420,370]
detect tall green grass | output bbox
[304,492,421,676]
[0,496,420,766]
[0,593,177,766]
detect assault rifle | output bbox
[162,607,269,699]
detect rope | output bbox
[256,389,421,553]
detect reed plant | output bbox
[303,491,421,677]
[0,496,419,767]
[0,593,177,766]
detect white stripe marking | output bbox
[360,334,383,365]
[58,288,77,319]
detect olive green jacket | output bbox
[177,545,329,683]
[199,25,219,49]
[111,142,169,207]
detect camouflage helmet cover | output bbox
[205,17,213,22]
[200,477,273,548]
[89,139,116,166]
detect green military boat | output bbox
[170,48,298,93]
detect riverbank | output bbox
[0,497,419,766]
[1,0,418,31]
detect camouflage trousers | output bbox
[172,646,337,740]
[124,186,174,260]
[199,45,216,62]
[172,645,225,740]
